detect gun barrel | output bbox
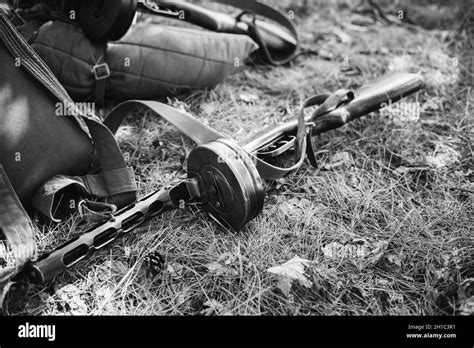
[27,189,174,283]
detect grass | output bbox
[4,0,473,316]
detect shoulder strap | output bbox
[102,100,298,180]
[100,100,313,181]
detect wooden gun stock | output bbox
[310,72,425,135]
[242,73,425,154]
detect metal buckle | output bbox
[92,63,110,81]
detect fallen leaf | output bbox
[176,289,192,306]
[429,52,454,70]
[275,177,291,191]
[456,278,474,315]
[421,98,442,112]
[317,48,334,60]
[311,263,342,295]
[95,260,128,283]
[48,284,88,315]
[267,256,313,296]
[166,262,184,279]
[96,285,115,313]
[217,251,238,265]
[341,66,362,76]
[39,292,53,303]
[458,278,474,300]
[239,93,259,104]
[200,299,233,316]
[389,292,404,305]
[394,165,431,175]
[206,261,239,276]
[388,55,414,72]
[385,253,402,267]
[425,144,461,169]
[457,297,474,316]
[322,152,354,170]
[200,101,220,116]
[375,279,391,288]
[379,47,389,55]
[426,69,457,88]
[433,268,451,282]
[313,263,339,280]
[206,249,252,277]
[333,27,352,43]
[372,278,404,307]
[275,277,292,297]
[111,260,128,276]
[277,197,312,220]
[380,252,405,273]
[350,15,375,27]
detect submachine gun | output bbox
[26,73,424,282]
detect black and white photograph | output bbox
[0,0,472,346]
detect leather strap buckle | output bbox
[92,63,110,81]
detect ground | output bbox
[5,0,473,315]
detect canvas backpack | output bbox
[0,6,138,301]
